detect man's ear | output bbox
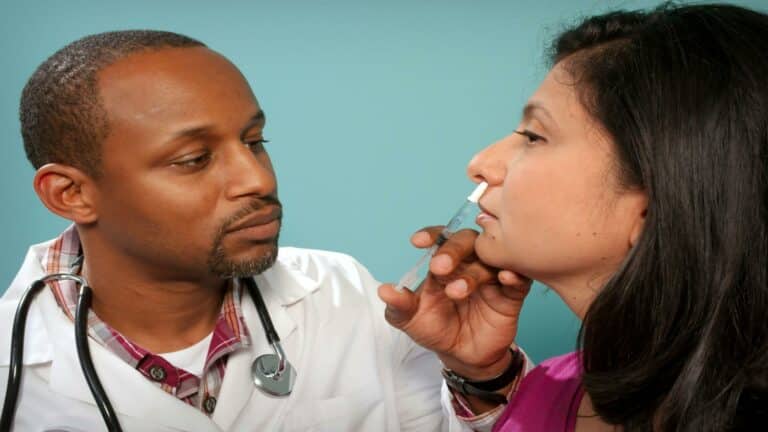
[33,163,99,224]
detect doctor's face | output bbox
[467,60,646,315]
[92,47,281,279]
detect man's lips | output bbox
[225,205,282,234]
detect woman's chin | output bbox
[475,233,509,269]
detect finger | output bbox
[498,270,531,286]
[377,283,419,329]
[429,229,479,276]
[443,261,497,300]
[499,277,533,302]
[410,226,446,248]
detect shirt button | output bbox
[203,396,217,414]
[148,365,167,382]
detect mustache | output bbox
[220,196,283,232]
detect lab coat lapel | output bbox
[0,242,54,367]
[212,260,315,430]
[41,289,220,432]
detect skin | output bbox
[379,60,646,430]
[34,47,280,353]
[31,45,494,367]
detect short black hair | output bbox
[19,30,205,177]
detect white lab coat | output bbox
[0,241,465,432]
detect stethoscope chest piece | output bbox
[251,353,296,396]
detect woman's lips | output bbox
[476,201,497,226]
[476,211,497,226]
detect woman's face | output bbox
[468,61,647,317]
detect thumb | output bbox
[377,283,419,329]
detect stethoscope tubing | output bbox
[0,275,287,432]
[0,279,46,432]
[0,274,123,432]
[75,284,123,432]
[241,277,289,375]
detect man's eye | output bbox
[514,130,546,145]
[245,139,270,153]
[172,152,211,168]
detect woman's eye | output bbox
[245,138,270,153]
[172,152,211,169]
[514,129,546,145]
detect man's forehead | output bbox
[97,46,258,124]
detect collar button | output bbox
[148,365,167,382]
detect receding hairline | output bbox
[19,30,209,177]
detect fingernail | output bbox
[412,231,430,244]
[498,270,513,283]
[432,254,453,272]
[385,307,405,323]
[447,279,468,295]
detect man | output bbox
[0,30,462,431]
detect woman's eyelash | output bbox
[514,129,546,143]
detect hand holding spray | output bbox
[395,182,488,291]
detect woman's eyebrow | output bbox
[522,101,556,127]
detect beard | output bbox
[206,197,282,278]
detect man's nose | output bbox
[223,142,277,200]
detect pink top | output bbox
[493,351,584,432]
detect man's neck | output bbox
[80,245,227,354]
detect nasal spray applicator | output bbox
[395,181,489,292]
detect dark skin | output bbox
[33,47,279,353]
[30,45,512,392]
[379,226,532,413]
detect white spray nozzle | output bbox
[467,181,488,203]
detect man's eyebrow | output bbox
[168,125,214,143]
[240,110,266,141]
[166,110,266,144]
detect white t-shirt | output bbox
[159,333,213,377]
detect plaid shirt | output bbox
[43,225,251,416]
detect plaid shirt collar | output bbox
[43,225,252,414]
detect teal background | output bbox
[1,0,764,362]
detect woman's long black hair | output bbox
[554,3,768,430]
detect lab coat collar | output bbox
[0,242,319,366]
[258,247,323,306]
[1,241,321,430]
[0,240,55,366]
[42,286,220,431]
[212,253,322,429]
[42,251,321,431]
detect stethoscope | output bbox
[0,274,296,432]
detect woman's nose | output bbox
[466,138,509,186]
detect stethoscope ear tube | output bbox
[0,280,47,432]
[75,285,123,432]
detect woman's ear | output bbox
[33,163,99,224]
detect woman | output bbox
[379,3,768,431]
